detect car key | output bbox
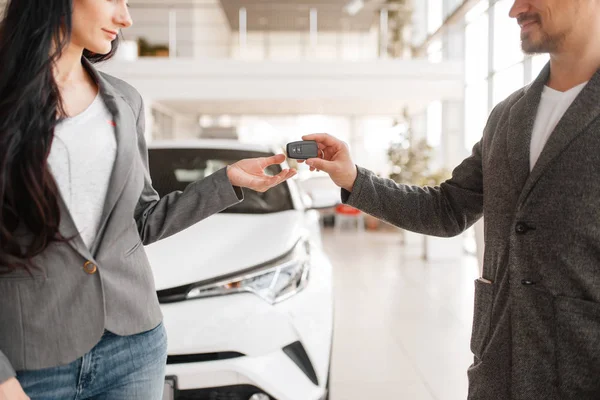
[286,140,321,160]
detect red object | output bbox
[108,120,116,127]
[335,204,361,215]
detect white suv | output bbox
[145,140,334,400]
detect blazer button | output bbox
[515,222,529,234]
[521,279,535,286]
[83,261,97,274]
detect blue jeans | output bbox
[17,322,167,400]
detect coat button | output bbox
[83,261,97,274]
[515,222,529,234]
[521,279,535,286]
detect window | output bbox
[427,39,443,63]
[148,148,294,214]
[427,0,444,34]
[444,0,465,19]
[493,63,524,106]
[465,80,489,150]
[531,53,550,82]
[493,0,524,71]
[465,1,489,24]
[427,101,443,148]
[465,11,489,84]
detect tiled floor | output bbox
[322,228,479,400]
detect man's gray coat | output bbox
[343,64,600,400]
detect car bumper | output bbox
[166,349,326,400]
[160,250,333,400]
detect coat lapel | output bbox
[53,58,135,260]
[506,63,549,195]
[82,58,136,256]
[517,66,600,208]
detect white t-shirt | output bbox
[48,93,117,249]
[530,82,588,170]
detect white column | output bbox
[309,8,318,53]
[168,8,177,59]
[348,115,366,166]
[239,7,247,55]
[379,8,388,58]
[442,101,465,168]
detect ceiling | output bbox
[0,0,404,33]
[219,0,386,32]
[126,0,389,32]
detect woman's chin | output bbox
[87,43,113,55]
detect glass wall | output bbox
[422,0,553,155]
[462,0,550,150]
[419,0,551,263]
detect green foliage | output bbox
[388,137,433,185]
[387,114,451,186]
[138,37,170,57]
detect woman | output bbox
[0,0,296,399]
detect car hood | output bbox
[144,210,306,290]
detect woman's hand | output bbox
[227,154,296,192]
[0,378,30,400]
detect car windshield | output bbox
[148,148,294,214]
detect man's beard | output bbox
[518,13,565,54]
[521,30,564,54]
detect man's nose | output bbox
[509,0,530,19]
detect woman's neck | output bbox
[53,44,87,87]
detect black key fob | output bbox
[286,140,319,160]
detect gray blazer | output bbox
[0,58,243,382]
[343,64,600,400]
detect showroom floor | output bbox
[322,228,479,400]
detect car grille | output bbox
[167,352,244,364]
[176,385,277,400]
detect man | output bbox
[302,1,600,399]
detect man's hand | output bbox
[0,378,30,400]
[227,154,296,192]
[301,133,358,192]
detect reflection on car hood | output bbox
[144,211,305,290]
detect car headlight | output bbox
[185,239,311,304]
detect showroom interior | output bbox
[0,0,552,399]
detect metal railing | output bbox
[119,3,413,61]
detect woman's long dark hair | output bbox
[0,0,120,272]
